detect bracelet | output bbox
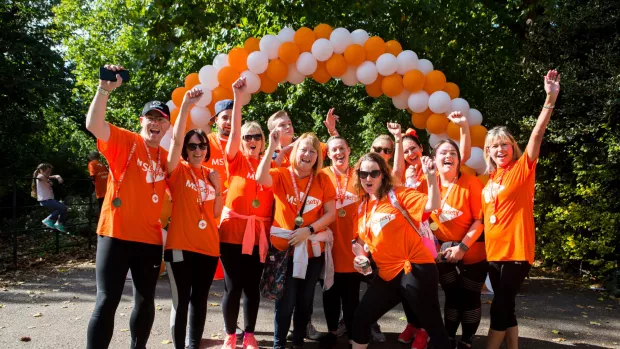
[97,86,111,96]
[543,104,554,109]
[395,139,401,144]
[458,242,469,252]
[308,225,315,234]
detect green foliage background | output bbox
[1,0,618,278]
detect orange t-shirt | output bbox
[321,167,360,273]
[268,167,336,253]
[165,161,219,256]
[431,172,485,265]
[219,152,275,244]
[88,160,109,199]
[204,132,228,189]
[482,153,537,263]
[403,168,428,194]
[97,124,168,245]
[357,186,434,282]
[276,142,328,168]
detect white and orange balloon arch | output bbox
[162,24,489,177]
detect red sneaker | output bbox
[221,334,237,349]
[398,323,417,343]
[410,328,429,349]
[242,332,258,349]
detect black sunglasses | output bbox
[242,134,262,142]
[358,170,382,179]
[186,142,208,151]
[372,146,393,155]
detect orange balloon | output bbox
[446,121,461,140]
[470,125,488,148]
[443,82,460,99]
[385,40,403,56]
[477,174,490,185]
[184,73,200,89]
[424,70,447,93]
[212,86,233,102]
[207,103,216,116]
[312,61,331,84]
[217,66,240,89]
[381,74,404,97]
[411,111,430,129]
[278,42,300,64]
[364,36,386,62]
[426,113,449,134]
[314,23,333,39]
[228,47,249,73]
[344,44,365,66]
[244,37,260,53]
[169,109,180,125]
[294,27,316,52]
[266,58,288,83]
[326,54,347,77]
[460,165,477,175]
[403,70,426,92]
[365,76,383,97]
[259,74,278,93]
[171,87,187,107]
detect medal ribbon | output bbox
[434,176,457,215]
[288,167,314,219]
[108,142,137,200]
[360,198,380,239]
[142,138,161,198]
[489,163,514,220]
[330,166,350,209]
[188,165,209,220]
[243,154,264,194]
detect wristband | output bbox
[458,242,469,252]
[308,225,315,234]
[395,139,401,144]
[543,104,555,109]
[97,86,111,96]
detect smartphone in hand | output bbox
[99,67,130,83]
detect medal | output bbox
[152,194,159,203]
[198,220,207,229]
[289,168,313,228]
[295,216,304,226]
[244,156,264,210]
[108,142,137,210]
[489,215,497,224]
[252,199,261,208]
[331,166,351,219]
[189,165,210,231]
[142,139,162,205]
[338,208,346,218]
[429,222,439,231]
[112,197,122,208]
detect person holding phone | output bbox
[85,64,170,349]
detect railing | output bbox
[0,177,98,266]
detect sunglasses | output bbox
[372,146,393,155]
[358,170,382,179]
[242,134,262,142]
[186,142,208,151]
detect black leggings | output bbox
[352,264,451,349]
[86,235,162,349]
[164,249,218,349]
[488,261,531,331]
[437,261,488,343]
[322,272,362,336]
[220,243,264,334]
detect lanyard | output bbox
[243,154,264,192]
[188,165,209,220]
[435,176,457,214]
[330,166,350,207]
[489,163,514,216]
[288,167,314,217]
[108,142,137,200]
[360,198,380,238]
[142,138,161,196]
[211,134,227,169]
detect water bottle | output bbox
[351,240,372,275]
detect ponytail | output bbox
[31,163,53,199]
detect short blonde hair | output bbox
[290,132,323,175]
[240,121,266,154]
[483,126,523,173]
[371,134,394,149]
[267,110,289,131]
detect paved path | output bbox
[0,260,618,348]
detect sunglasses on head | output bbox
[372,146,393,155]
[358,170,382,179]
[186,142,208,151]
[242,134,262,142]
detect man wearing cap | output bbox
[84,64,170,349]
[205,99,233,194]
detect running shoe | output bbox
[242,332,258,349]
[398,323,417,343]
[42,218,55,229]
[306,321,322,340]
[54,222,67,233]
[221,333,236,349]
[370,323,386,343]
[410,328,429,349]
[335,318,347,337]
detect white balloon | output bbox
[194,84,213,107]
[428,91,452,114]
[417,59,434,75]
[160,129,172,150]
[240,71,261,94]
[467,108,483,126]
[392,90,410,110]
[286,64,306,84]
[239,92,252,106]
[296,52,318,75]
[408,91,430,113]
[396,50,419,75]
[190,106,212,127]
[311,38,334,62]
[351,29,369,45]
[277,27,296,42]
[376,53,398,76]
[429,133,448,148]
[259,35,281,60]
[198,65,219,90]
[340,66,358,86]
[247,51,269,74]
[330,28,352,54]
[450,98,470,117]
[356,61,378,85]
[213,54,229,70]
[465,147,486,173]
[166,100,177,112]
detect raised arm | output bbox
[387,123,405,178]
[208,170,224,218]
[447,111,471,163]
[256,129,280,187]
[526,70,560,162]
[226,77,247,162]
[86,64,124,141]
[421,156,440,212]
[323,108,340,137]
[167,87,204,174]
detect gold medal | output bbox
[489,215,497,224]
[251,199,260,208]
[429,222,439,231]
[152,194,159,203]
[198,220,207,229]
[338,208,346,218]
[112,197,122,208]
[294,216,304,226]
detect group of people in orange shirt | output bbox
[82,63,560,349]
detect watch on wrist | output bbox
[308,225,315,234]
[458,242,469,252]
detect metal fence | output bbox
[0,177,98,266]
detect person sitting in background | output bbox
[88,151,109,215]
[32,163,68,233]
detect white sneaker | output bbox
[335,318,346,337]
[370,323,386,343]
[306,321,322,340]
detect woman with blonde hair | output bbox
[482,70,560,349]
[33,163,68,233]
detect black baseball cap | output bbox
[214,99,234,117]
[141,101,170,120]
